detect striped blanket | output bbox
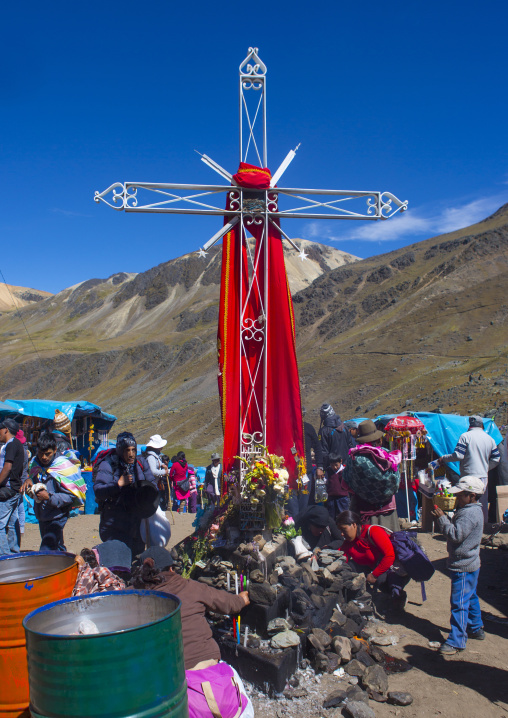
[29,451,86,507]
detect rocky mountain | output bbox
[0,242,358,461]
[2,205,508,464]
[0,284,52,312]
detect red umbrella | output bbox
[384,416,425,434]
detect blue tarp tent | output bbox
[413,412,502,474]
[374,411,502,474]
[0,400,24,418]
[4,399,116,428]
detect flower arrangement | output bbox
[238,450,289,529]
[276,515,301,540]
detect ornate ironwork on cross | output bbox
[95,47,407,511]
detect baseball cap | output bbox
[0,418,20,435]
[448,476,485,495]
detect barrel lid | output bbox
[23,589,182,637]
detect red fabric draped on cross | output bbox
[217,162,305,488]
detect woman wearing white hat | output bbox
[144,435,169,490]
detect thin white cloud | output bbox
[51,208,93,218]
[302,191,508,243]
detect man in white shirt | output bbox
[205,453,222,507]
[438,416,500,523]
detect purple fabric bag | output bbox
[185,663,248,718]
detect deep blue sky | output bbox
[3,1,508,294]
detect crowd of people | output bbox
[0,401,505,712]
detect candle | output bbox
[237,616,241,645]
[243,626,249,648]
[227,573,231,592]
[235,572,238,595]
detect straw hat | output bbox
[54,410,72,435]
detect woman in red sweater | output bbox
[337,510,409,607]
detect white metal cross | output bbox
[94,47,408,466]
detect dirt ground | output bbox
[21,516,508,718]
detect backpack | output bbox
[177,477,190,494]
[185,663,248,718]
[344,453,400,507]
[367,526,435,582]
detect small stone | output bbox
[312,627,332,649]
[267,618,291,635]
[361,664,389,696]
[270,630,300,649]
[331,609,347,626]
[388,692,414,706]
[320,555,333,565]
[311,650,329,674]
[283,687,308,699]
[253,534,266,551]
[350,574,367,594]
[356,650,375,668]
[342,699,376,718]
[247,636,260,648]
[249,581,276,606]
[322,688,348,709]
[348,676,359,685]
[328,560,343,573]
[350,637,366,654]
[308,634,326,652]
[249,569,265,583]
[277,555,296,568]
[346,686,370,704]
[371,634,397,646]
[326,653,340,672]
[369,690,388,702]
[345,659,366,677]
[333,635,352,663]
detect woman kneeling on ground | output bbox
[337,509,409,609]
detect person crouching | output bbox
[431,476,485,655]
[337,509,410,609]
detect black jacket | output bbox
[295,505,342,551]
[318,416,356,468]
[205,463,222,496]
[304,422,323,473]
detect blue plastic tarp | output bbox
[0,401,23,418]
[413,412,502,474]
[4,399,116,427]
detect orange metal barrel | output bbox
[0,552,78,718]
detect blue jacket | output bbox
[94,452,157,542]
[31,460,76,522]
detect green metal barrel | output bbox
[23,590,188,718]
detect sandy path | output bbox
[21,510,195,554]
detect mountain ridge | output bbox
[2,207,507,463]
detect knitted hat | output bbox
[94,540,132,572]
[139,546,174,570]
[320,403,335,420]
[54,410,72,435]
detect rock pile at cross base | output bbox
[171,536,413,715]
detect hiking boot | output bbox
[391,590,407,610]
[439,643,462,655]
[467,628,485,640]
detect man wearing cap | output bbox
[205,453,222,507]
[318,403,356,470]
[0,418,24,554]
[432,477,486,654]
[438,416,500,523]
